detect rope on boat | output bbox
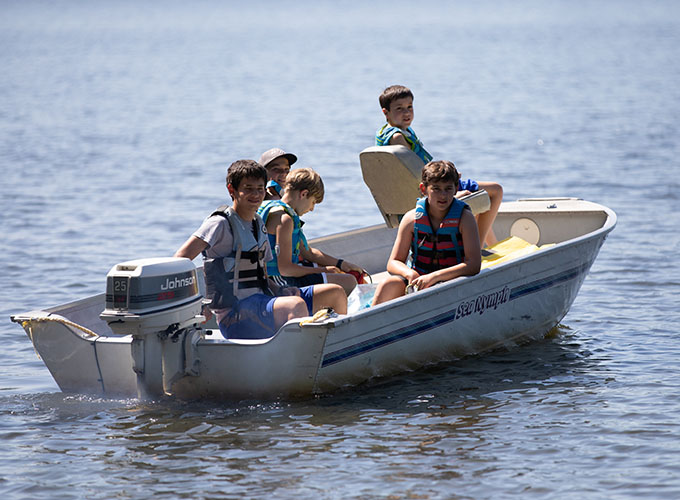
[20,316,99,338]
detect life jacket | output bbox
[266,179,283,198]
[376,124,433,164]
[202,205,272,310]
[257,200,307,276]
[411,197,466,275]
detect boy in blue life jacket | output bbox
[376,84,503,247]
[259,148,297,201]
[371,160,481,306]
[258,168,364,296]
[174,159,347,340]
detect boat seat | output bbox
[359,145,491,228]
[481,236,555,269]
[368,238,554,283]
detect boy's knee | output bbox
[387,275,407,288]
[339,273,357,289]
[277,296,307,320]
[328,283,347,313]
[312,283,347,312]
[328,273,357,295]
[291,297,308,317]
[372,276,407,306]
[318,283,346,303]
[379,275,408,295]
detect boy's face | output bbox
[288,189,317,216]
[383,96,414,129]
[295,189,317,216]
[266,157,291,185]
[420,180,457,213]
[228,176,266,214]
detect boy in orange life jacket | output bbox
[376,84,503,247]
[371,160,481,306]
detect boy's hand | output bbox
[410,272,439,290]
[404,269,420,284]
[455,190,472,199]
[201,304,214,323]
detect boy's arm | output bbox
[388,132,410,149]
[411,209,481,290]
[275,214,337,276]
[174,236,209,260]
[386,211,420,283]
[299,245,364,274]
[174,235,212,320]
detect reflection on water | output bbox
[2,325,614,497]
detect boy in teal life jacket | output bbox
[258,168,364,296]
[258,147,311,261]
[376,84,503,247]
[371,160,481,306]
[259,148,297,201]
[174,160,347,340]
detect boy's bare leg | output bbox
[326,273,358,295]
[272,296,309,328]
[476,181,503,247]
[311,284,348,314]
[371,275,407,306]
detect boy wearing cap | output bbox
[259,148,297,200]
[174,159,347,340]
[376,84,503,247]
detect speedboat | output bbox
[11,146,617,400]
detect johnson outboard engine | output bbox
[100,257,205,399]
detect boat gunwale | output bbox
[321,200,617,326]
[10,199,617,329]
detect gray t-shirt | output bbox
[193,213,272,262]
[192,211,273,323]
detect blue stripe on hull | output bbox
[321,261,593,368]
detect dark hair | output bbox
[226,159,267,190]
[379,85,414,111]
[284,168,325,203]
[422,160,460,187]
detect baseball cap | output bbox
[258,148,298,169]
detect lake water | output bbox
[1,0,679,498]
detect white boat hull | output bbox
[12,198,616,400]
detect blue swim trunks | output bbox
[219,287,315,339]
[298,285,314,314]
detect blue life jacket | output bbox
[202,205,272,309]
[266,179,283,198]
[376,124,433,164]
[411,197,466,275]
[257,200,306,276]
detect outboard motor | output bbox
[100,257,205,399]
